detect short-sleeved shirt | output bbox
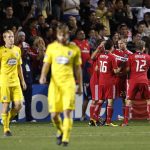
[98,51,118,85]
[127,52,150,83]
[44,41,82,86]
[0,45,22,87]
[73,39,90,67]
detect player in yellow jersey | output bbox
[39,24,82,146]
[0,30,26,136]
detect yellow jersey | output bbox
[44,41,82,86]
[0,45,22,87]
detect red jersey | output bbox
[127,52,150,83]
[98,51,118,84]
[73,39,90,67]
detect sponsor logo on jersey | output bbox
[56,56,69,64]
[7,58,17,65]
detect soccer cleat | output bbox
[88,120,96,126]
[4,130,12,137]
[99,118,106,126]
[121,123,128,127]
[56,134,63,145]
[105,123,118,127]
[62,142,68,147]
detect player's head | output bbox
[104,39,114,52]
[135,40,145,52]
[3,30,14,47]
[118,39,126,50]
[56,23,70,45]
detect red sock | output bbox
[122,106,125,118]
[124,106,130,124]
[106,106,113,124]
[147,104,150,120]
[93,101,102,121]
[90,103,95,119]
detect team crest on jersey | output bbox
[7,58,17,65]
[3,96,7,100]
[68,51,73,56]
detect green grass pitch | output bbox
[0,120,150,150]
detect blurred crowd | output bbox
[0,0,149,84]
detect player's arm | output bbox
[91,41,105,60]
[74,64,82,95]
[18,65,27,90]
[39,62,50,84]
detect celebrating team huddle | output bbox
[88,39,150,127]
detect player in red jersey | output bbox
[122,41,150,126]
[113,39,132,118]
[73,30,91,121]
[88,42,105,126]
[92,40,121,126]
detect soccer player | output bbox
[73,30,91,121]
[94,39,120,126]
[0,30,26,136]
[39,24,82,146]
[122,41,150,126]
[89,41,105,126]
[113,39,132,117]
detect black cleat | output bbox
[99,118,106,126]
[88,120,96,126]
[4,130,12,137]
[56,134,62,145]
[62,142,68,147]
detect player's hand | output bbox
[39,76,47,84]
[22,81,27,90]
[76,86,83,96]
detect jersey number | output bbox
[135,60,146,72]
[100,61,107,73]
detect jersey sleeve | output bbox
[43,45,52,64]
[111,55,118,69]
[74,46,82,66]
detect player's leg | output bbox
[122,82,136,126]
[1,86,12,136]
[51,112,63,145]
[122,99,132,126]
[8,86,22,122]
[1,102,12,136]
[62,109,73,146]
[81,83,91,121]
[147,100,150,121]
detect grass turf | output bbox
[0,120,150,150]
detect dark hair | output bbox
[104,39,114,50]
[137,21,146,27]
[97,0,105,5]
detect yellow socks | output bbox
[8,108,17,123]
[1,113,10,133]
[62,118,73,142]
[52,116,63,136]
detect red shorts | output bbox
[127,81,150,100]
[98,83,116,100]
[90,71,99,100]
[115,77,126,98]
